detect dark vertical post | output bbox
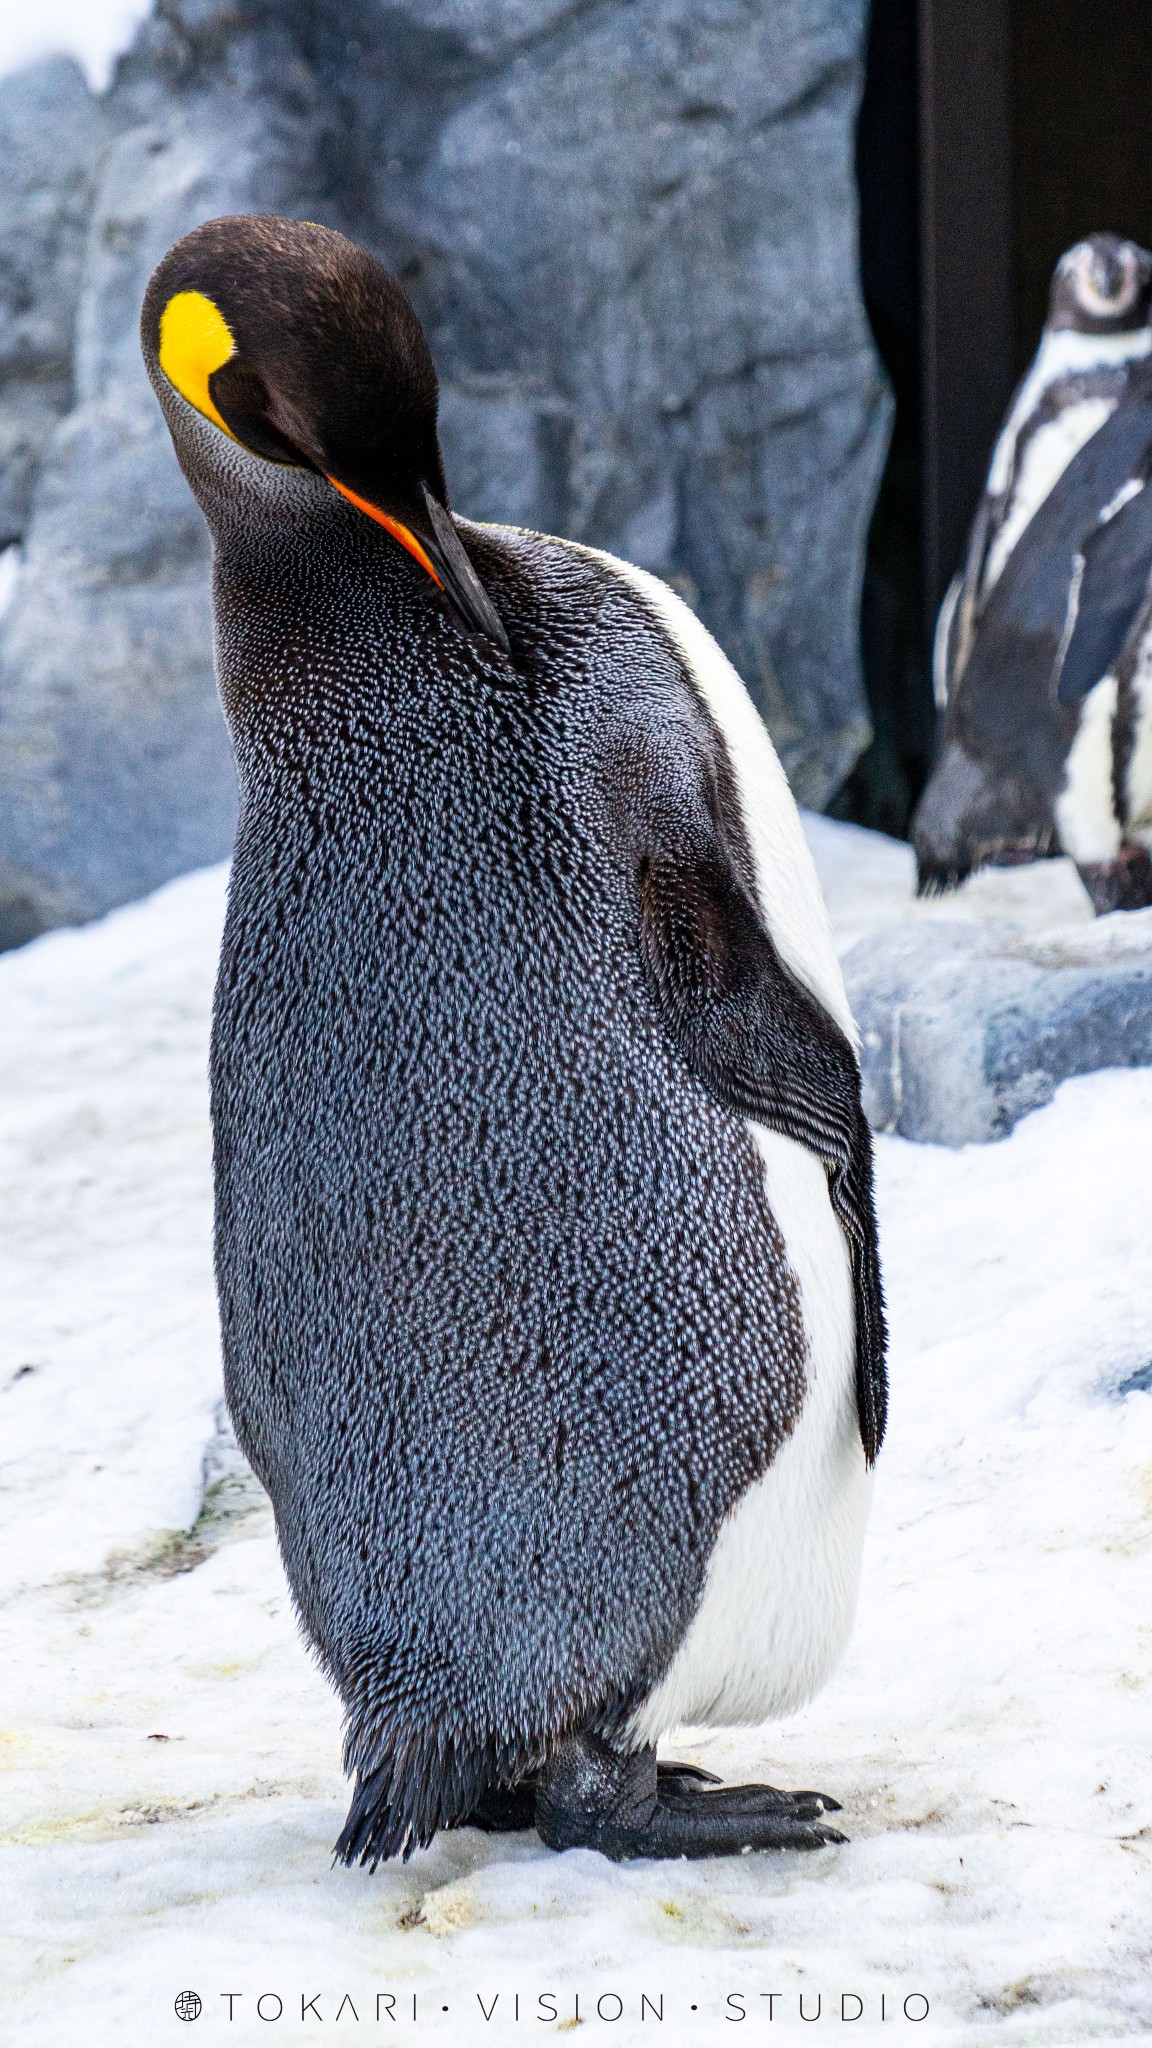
[919,0,1014,631]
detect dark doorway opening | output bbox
[835,0,1152,841]
[831,0,929,839]
[1012,0,1152,375]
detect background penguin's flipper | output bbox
[1055,479,1152,704]
[632,790,887,1463]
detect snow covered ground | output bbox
[2,841,1151,2046]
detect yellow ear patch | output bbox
[158,291,238,439]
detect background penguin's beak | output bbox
[327,475,510,657]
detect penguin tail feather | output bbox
[333,1761,420,1868]
[333,1721,538,1869]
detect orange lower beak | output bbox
[327,473,510,657]
[326,476,443,587]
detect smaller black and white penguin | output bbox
[935,234,1152,710]
[141,217,886,1867]
[914,245,1152,913]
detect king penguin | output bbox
[935,234,1152,711]
[141,215,886,1865]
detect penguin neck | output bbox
[219,498,435,684]
[211,503,512,858]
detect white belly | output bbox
[1055,673,1122,864]
[630,1127,872,1741]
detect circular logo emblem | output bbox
[175,1990,203,2023]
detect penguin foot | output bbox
[462,1759,724,1835]
[1077,845,1152,915]
[533,1732,847,1862]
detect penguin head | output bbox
[1048,234,1152,336]
[141,214,508,654]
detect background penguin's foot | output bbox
[533,1732,847,1862]
[1077,845,1152,914]
[462,1760,724,1835]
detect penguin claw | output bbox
[667,1783,834,1823]
[653,1760,724,1793]
[793,1788,843,1812]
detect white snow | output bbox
[799,812,1098,957]
[2,840,1151,2045]
[0,0,151,93]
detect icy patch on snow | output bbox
[2,858,1150,2042]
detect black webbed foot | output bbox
[533,1732,847,1861]
[462,1758,726,1835]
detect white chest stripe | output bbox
[984,398,1116,594]
[986,325,1152,498]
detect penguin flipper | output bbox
[633,808,887,1463]
[1055,479,1152,704]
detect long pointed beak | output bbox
[327,475,510,658]
[418,485,511,657]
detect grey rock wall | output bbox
[0,59,107,548]
[0,0,888,941]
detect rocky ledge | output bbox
[804,813,1152,1144]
